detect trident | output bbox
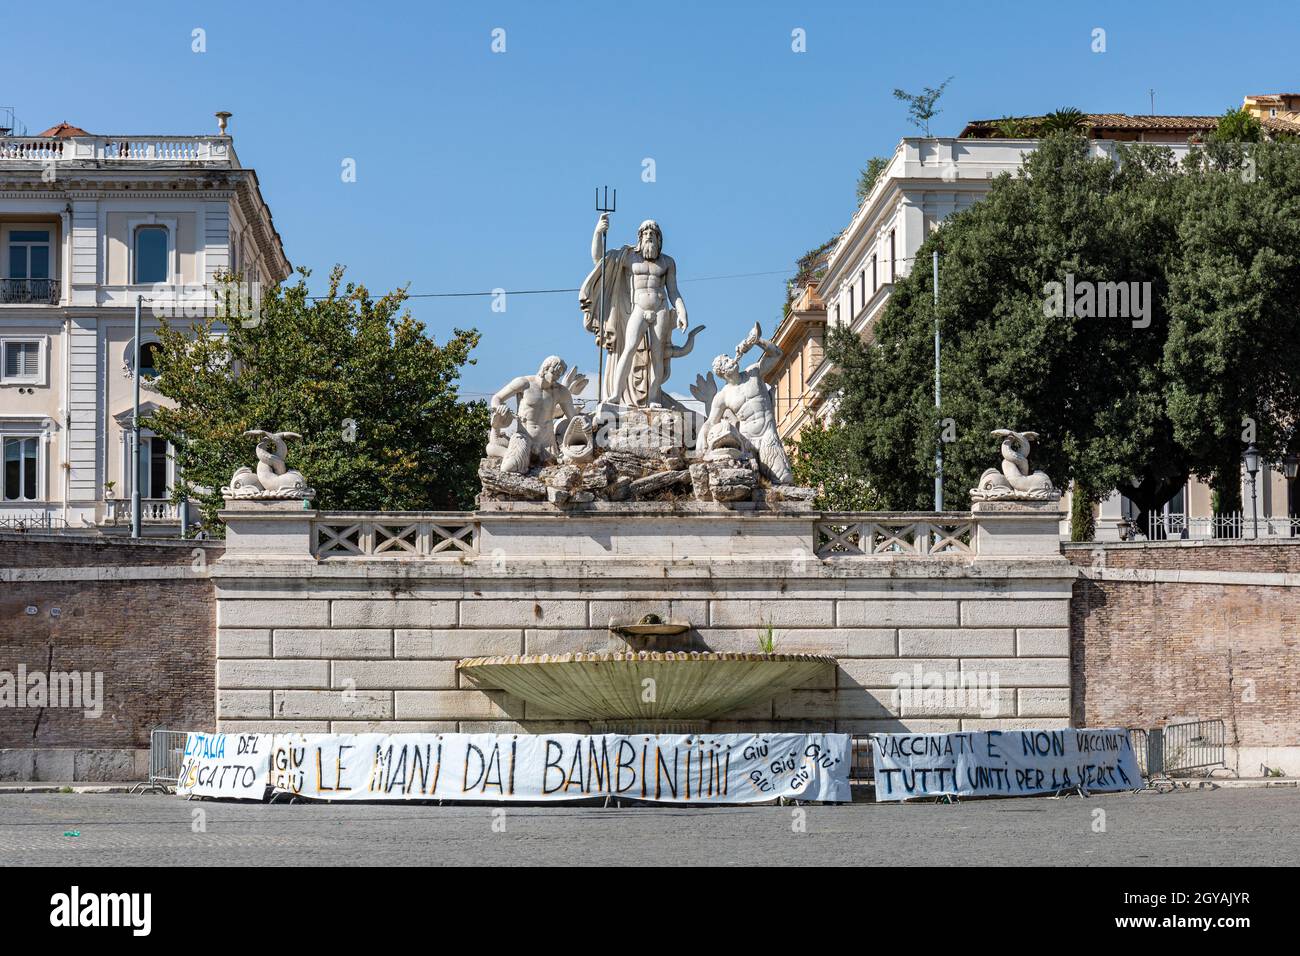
[594,185,616,404]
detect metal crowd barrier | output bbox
[130,728,190,794]
[1162,719,1227,775]
[850,737,874,782]
[1129,719,1229,788]
[1127,728,1151,777]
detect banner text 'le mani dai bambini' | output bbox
[177,732,852,803]
[870,728,1141,801]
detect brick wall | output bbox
[0,534,221,780]
[1065,540,1300,772]
[0,534,213,570]
[1066,538,1300,573]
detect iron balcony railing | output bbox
[0,277,60,305]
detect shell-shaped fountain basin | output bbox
[456,651,836,723]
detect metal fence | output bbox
[1143,512,1298,540]
[0,512,63,532]
[850,737,874,782]
[1129,719,1227,780]
[1162,719,1227,774]
[1128,728,1152,777]
[133,728,189,793]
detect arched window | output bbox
[139,341,164,377]
[134,226,169,284]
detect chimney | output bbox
[215,111,232,136]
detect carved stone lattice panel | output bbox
[312,516,479,558]
[814,516,974,558]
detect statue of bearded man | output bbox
[579,214,689,408]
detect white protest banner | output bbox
[267,732,851,804]
[176,732,271,800]
[871,727,1141,802]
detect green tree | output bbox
[787,420,883,511]
[146,267,488,533]
[992,116,1036,138]
[1163,141,1300,513]
[856,156,890,202]
[892,77,954,137]
[820,134,1193,535]
[1038,107,1087,136]
[1213,107,1262,143]
[815,134,1300,537]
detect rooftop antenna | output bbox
[0,107,27,136]
[593,185,616,403]
[1148,89,1156,115]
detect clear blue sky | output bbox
[8,0,1297,400]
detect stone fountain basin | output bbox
[456,651,836,723]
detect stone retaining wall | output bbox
[213,502,1076,738]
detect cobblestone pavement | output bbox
[0,788,1295,866]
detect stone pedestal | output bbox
[971,500,1067,560]
[218,498,317,559]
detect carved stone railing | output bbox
[0,135,232,165]
[105,498,183,524]
[814,513,976,558]
[312,512,478,559]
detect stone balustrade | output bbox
[0,134,232,164]
[297,502,1058,561]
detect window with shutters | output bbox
[1,337,44,385]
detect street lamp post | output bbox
[933,250,942,512]
[1242,443,1261,540]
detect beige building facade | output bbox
[0,117,289,533]
[767,282,827,443]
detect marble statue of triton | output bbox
[695,323,795,486]
[489,355,583,474]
